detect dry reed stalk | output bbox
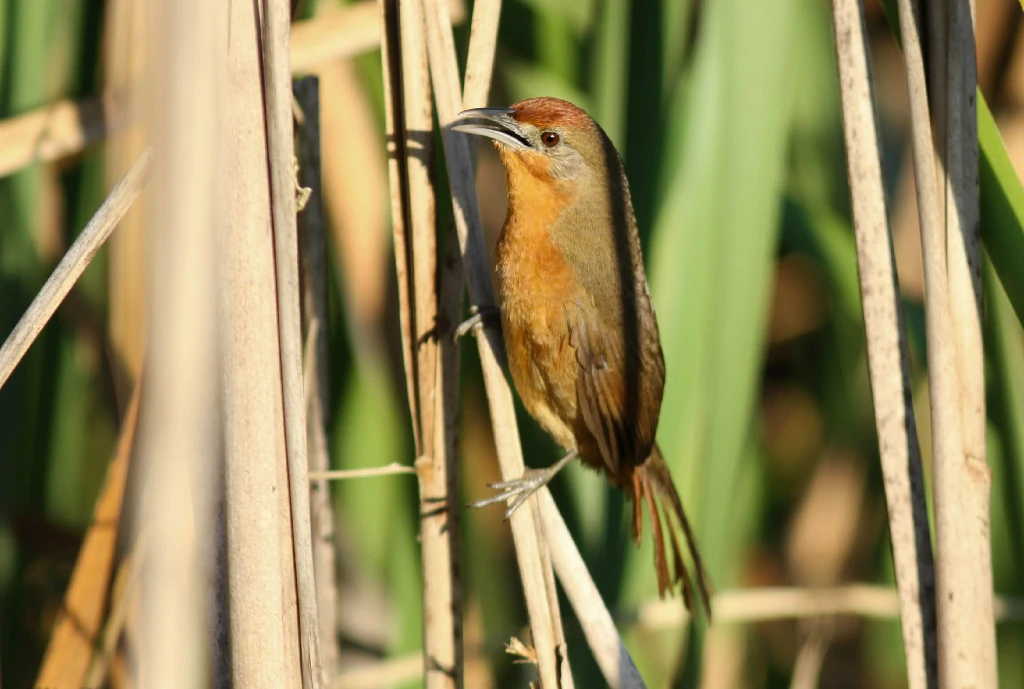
[310,464,418,480]
[636,585,901,627]
[35,382,140,688]
[104,0,149,388]
[256,2,326,687]
[380,0,464,683]
[788,624,830,689]
[295,75,343,679]
[381,0,422,453]
[0,94,122,178]
[84,535,145,688]
[424,3,505,678]
[415,0,508,684]
[435,0,643,682]
[937,0,998,682]
[291,0,465,74]
[637,585,1024,626]
[461,0,502,114]
[134,1,221,687]
[0,149,151,390]
[0,1,472,184]
[290,2,381,72]
[319,583,1024,688]
[538,491,644,688]
[894,0,997,682]
[419,2,509,681]
[331,653,425,689]
[828,0,937,686]
[315,60,391,349]
[421,0,567,686]
[219,0,302,685]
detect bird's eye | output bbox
[541,131,560,147]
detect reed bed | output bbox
[1,0,1024,687]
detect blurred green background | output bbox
[2,0,1024,687]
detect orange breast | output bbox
[495,170,582,452]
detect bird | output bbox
[452,97,711,616]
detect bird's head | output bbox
[453,97,611,187]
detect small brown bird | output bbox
[454,97,711,616]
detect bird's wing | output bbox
[567,300,658,475]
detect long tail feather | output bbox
[641,473,670,597]
[633,445,713,619]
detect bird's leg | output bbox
[453,304,501,342]
[469,449,578,519]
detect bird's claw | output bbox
[453,305,501,343]
[467,468,549,520]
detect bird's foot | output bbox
[453,304,501,342]
[468,468,553,519]
[468,450,578,519]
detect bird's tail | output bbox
[631,444,712,619]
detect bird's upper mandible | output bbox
[453,97,613,183]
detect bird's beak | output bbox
[452,108,533,151]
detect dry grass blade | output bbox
[0,148,152,391]
[893,0,997,682]
[256,1,325,687]
[35,383,140,689]
[828,0,937,686]
[421,0,565,686]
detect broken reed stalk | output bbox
[421,0,565,686]
[220,0,303,686]
[828,0,937,687]
[135,0,221,687]
[893,0,998,683]
[295,75,343,679]
[380,0,461,685]
[0,148,151,391]
[256,1,326,687]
